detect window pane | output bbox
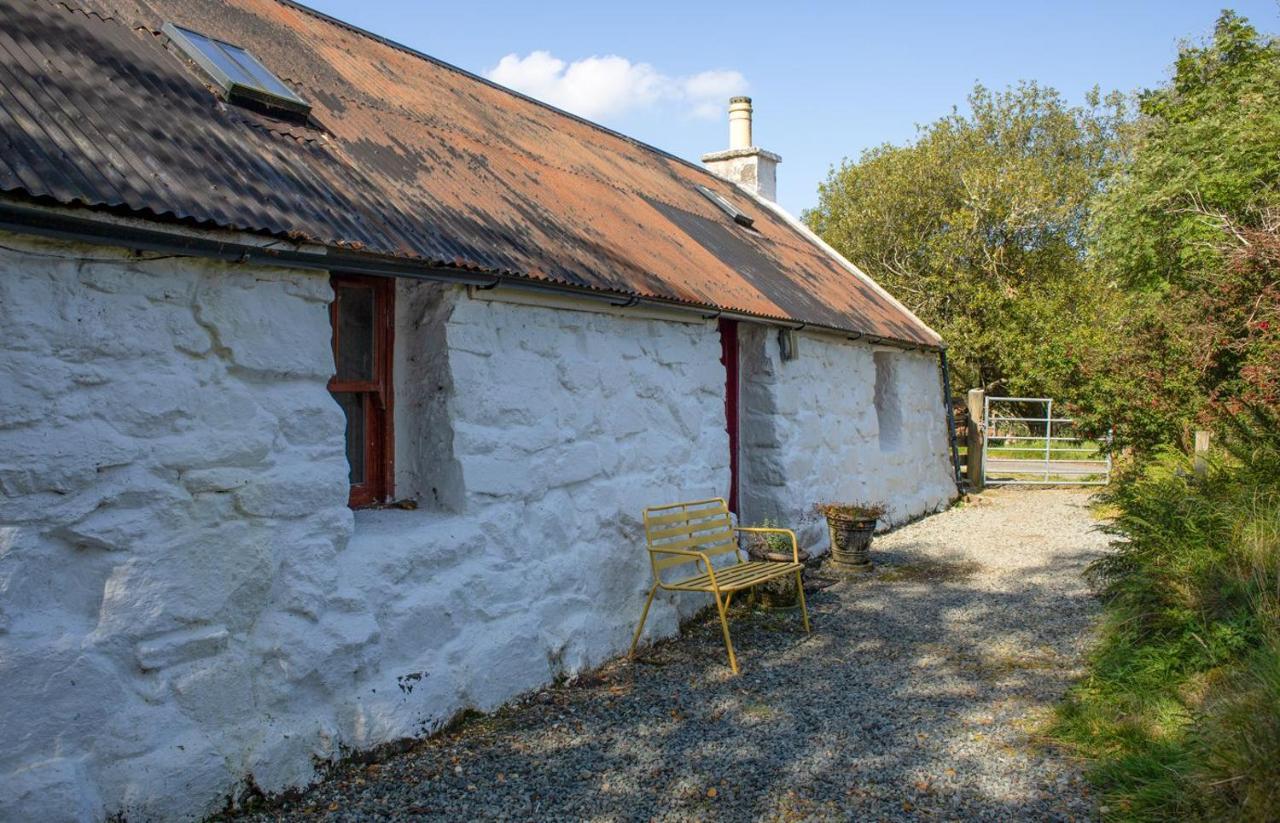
[178,27,257,86]
[214,41,271,89]
[335,286,375,381]
[335,392,366,484]
[164,23,309,114]
[220,43,300,99]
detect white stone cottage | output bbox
[0,0,957,819]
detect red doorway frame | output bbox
[719,318,740,514]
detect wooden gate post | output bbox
[966,389,985,492]
[1194,430,1211,478]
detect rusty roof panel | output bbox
[0,0,940,346]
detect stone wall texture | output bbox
[0,233,954,821]
[738,325,956,549]
[0,236,727,821]
[0,235,355,822]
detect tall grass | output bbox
[1053,407,1280,821]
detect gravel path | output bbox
[233,489,1108,822]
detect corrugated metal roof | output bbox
[0,0,940,346]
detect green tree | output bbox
[1080,11,1280,451]
[1095,11,1280,293]
[804,82,1127,396]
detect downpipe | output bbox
[938,349,963,488]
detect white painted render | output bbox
[737,325,957,549]
[700,147,781,202]
[0,232,955,821]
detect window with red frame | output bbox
[329,274,395,507]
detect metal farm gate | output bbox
[982,396,1111,486]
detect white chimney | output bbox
[701,96,781,201]
[729,96,752,149]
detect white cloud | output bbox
[681,69,750,119]
[486,50,747,121]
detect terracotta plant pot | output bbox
[827,513,876,572]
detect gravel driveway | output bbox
[232,488,1108,822]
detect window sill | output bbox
[351,505,459,532]
[348,505,484,572]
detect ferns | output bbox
[1054,406,1280,820]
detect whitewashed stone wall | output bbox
[0,231,952,822]
[0,233,728,822]
[738,325,956,550]
[338,289,731,727]
[0,234,355,822]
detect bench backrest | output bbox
[643,498,741,576]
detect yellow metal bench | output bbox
[629,497,810,673]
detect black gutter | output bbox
[0,199,943,354]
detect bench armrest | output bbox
[647,547,711,560]
[646,547,721,587]
[734,527,800,563]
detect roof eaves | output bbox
[0,193,942,351]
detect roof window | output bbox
[163,22,310,116]
[696,185,754,228]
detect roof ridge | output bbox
[274,0,736,190]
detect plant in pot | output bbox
[741,518,807,609]
[812,502,886,573]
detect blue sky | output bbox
[304,1,1279,215]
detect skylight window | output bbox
[163,22,310,116]
[696,185,754,228]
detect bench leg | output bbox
[712,589,739,674]
[795,568,811,633]
[629,583,659,658]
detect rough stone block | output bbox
[136,625,229,671]
[181,467,256,494]
[233,464,348,519]
[460,630,551,711]
[0,420,140,496]
[242,721,329,796]
[194,273,333,378]
[461,453,525,498]
[272,537,341,621]
[0,648,127,774]
[0,757,103,823]
[170,651,255,726]
[97,728,236,821]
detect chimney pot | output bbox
[728,96,753,149]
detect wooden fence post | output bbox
[966,389,985,492]
[1194,430,1211,478]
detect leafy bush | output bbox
[1053,407,1280,820]
[743,517,794,556]
[1071,12,1280,453]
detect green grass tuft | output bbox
[1051,406,1280,821]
